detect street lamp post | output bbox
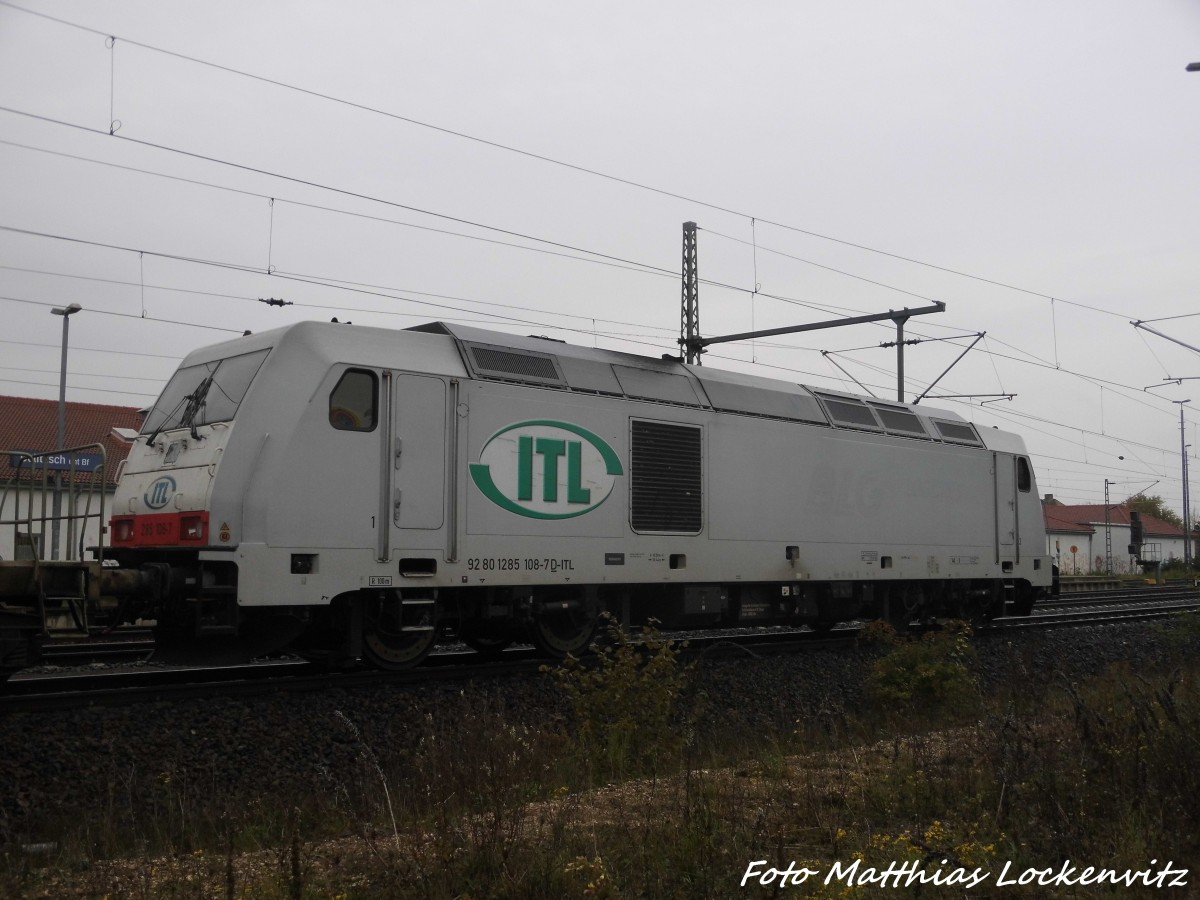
[50,303,82,560]
[1174,400,1191,571]
[1186,443,1193,570]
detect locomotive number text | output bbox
[466,558,575,573]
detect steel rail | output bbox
[7,596,1198,711]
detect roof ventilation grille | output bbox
[467,343,563,385]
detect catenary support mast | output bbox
[680,221,701,364]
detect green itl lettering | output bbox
[567,441,590,504]
[517,435,534,501]
[514,433,600,506]
[535,438,566,502]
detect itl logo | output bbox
[144,475,177,510]
[470,420,623,520]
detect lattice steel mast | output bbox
[679,221,701,364]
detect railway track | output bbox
[35,628,155,663]
[988,599,1200,631]
[6,587,1197,711]
[3,628,856,711]
[1041,585,1198,608]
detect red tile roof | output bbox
[1043,505,1094,535]
[1043,502,1184,538]
[0,395,143,486]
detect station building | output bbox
[1043,497,1190,574]
[0,395,142,560]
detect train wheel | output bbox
[973,582,1005,624]
[885,585,922,633]
[528,591,598,658]
[1008,585,1038,617]
[361,591,437,670]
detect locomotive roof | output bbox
[410,321,1007,447]
[177,319,1021,453]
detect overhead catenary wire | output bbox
[4,218,1176,475]
[0,363,164,383]
[0,0,1162,323]
[0,223,1168,405]
[0,0,1168,329]
[0,229,679,339]
[0,133,1123,412]
[0,336,182,361]
[4,222,1193,450]
[0,114,1166,386]
[0,136,690,283]
[0,374,158,399]
[1,3,1194,493]
[0,105,683,277]
[0,127,880,321]
[0,292,245,333]
[0,260,678,336]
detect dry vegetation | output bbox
[6,614,1200,898]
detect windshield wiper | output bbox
[145,372,214,447]
[145,396,186,448]
[179,373,215,440]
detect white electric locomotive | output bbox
[104,320,1053,668]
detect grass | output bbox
[5,617,1200,898]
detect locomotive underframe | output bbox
[0,544,1052,672]
[1,544,1048,671]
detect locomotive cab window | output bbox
[329,369,378,431]
[141,348,270,436]
[1017,456,1032,492]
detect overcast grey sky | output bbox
[1,0,1198,513]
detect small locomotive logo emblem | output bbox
[470,420,623,520]
[144,475,177,510]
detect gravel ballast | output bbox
[0,619,1195,848]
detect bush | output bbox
[552,616,690,784]
[863,621,980,723]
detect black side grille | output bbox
[631,420,702,533]
[469,345,560,382]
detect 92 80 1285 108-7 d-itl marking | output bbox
[0,319,1054,673]
[466,558,575,573]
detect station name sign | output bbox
[8,451,104,472]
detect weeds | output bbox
[7,622,1200,897]
[334,710,400,854]
[551,615,690,785]
[862,620,981,725]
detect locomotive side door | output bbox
[389,374,447,535]
[994,452,1018,560]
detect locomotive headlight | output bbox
[112,517,134,543]
[180,514,206,542]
